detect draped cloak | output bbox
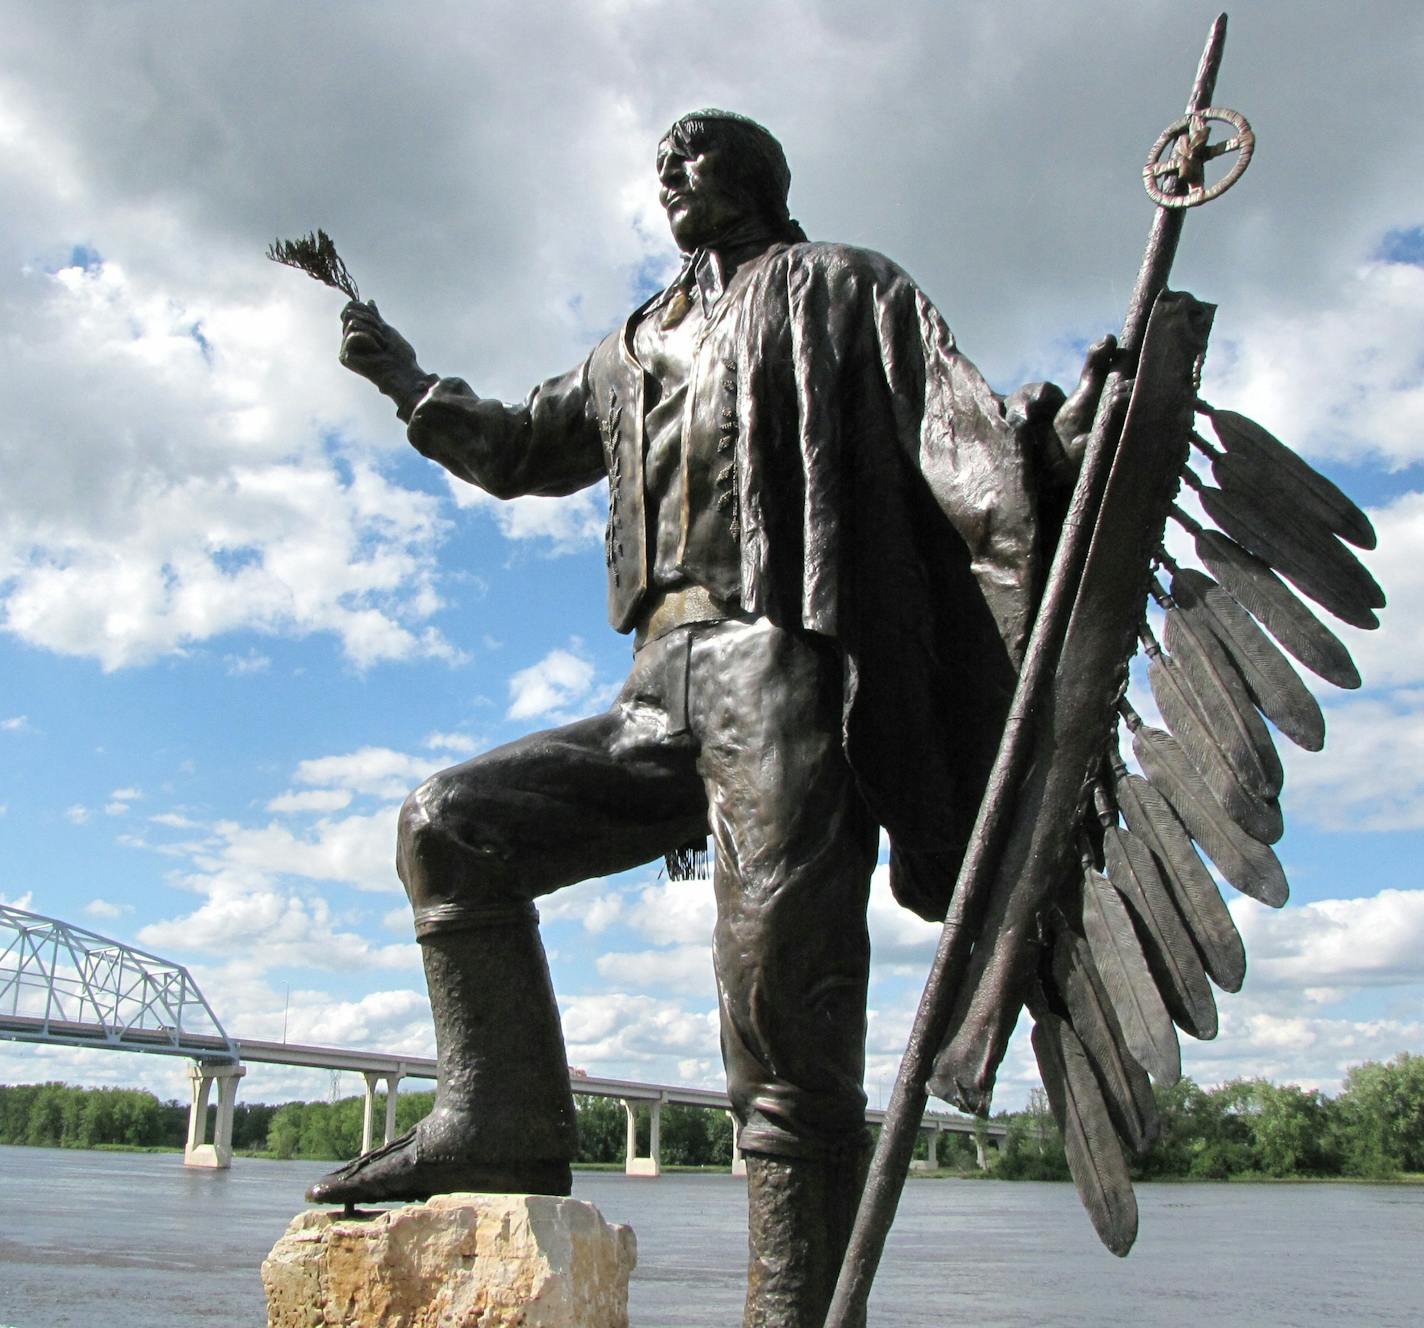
[407,240,1046,922]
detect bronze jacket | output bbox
[407,241,1046,920]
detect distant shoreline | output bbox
[2,1141,1419,1184]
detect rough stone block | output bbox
[262,1193,637,1328]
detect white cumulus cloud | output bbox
[560,992,720,1075]
[179,809,402,896]
[0,259,458,671]
[291,746,436,801]
[539,887,627,935]
[595,944,715,998]
[266,788,355,815]
[1232,889,1424,990]
[623,878,717,948]
[448,483,607,554]
[1323,491,1424,692]
[1205,259,1424,469]
[422,731,480,756]
[139,890,417,975]
[507,645,597,721]
[1184,1000,1424,1096]
[83,898,132,920]
[1283,690,1424,831]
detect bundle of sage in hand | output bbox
[266,229,360,301]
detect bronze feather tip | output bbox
[266,228,361,302]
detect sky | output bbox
[1,0,1421,1118]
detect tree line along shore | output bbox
[0,1052,1419,1181]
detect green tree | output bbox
[267,1103,305,1159]
[330,1096,366,1158]
[297,1102,341,1159]
[396,1090,436,1134]
[935,1129,979,1170]
[157,1098,189,1147]
[1234,1079,1338,1177]
[268,1094,423,1160]
[76,1087,115,1148]
[231,1102,278,1152]
[1132,1077,1248,1179]
[993,1089,1068,1180]
[59,1082,85,1146]
[660,1104,733,1166]
[25,1083,67,1146]
[1335,1053,1424,1177]
[0,1085,41,1143]
[575,1096,627,1164]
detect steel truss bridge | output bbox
[0,904,1004,1172]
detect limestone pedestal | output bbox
[262,1194,637,1328]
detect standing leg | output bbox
[686,619,878,1328]
[743,1145,870,1328]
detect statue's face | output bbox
[657,128,751,251]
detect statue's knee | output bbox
[396,775,460,901]
[396,771,511,912]
[395,785,428,869]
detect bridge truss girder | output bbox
[0,904,237,1064]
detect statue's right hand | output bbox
[339,300,420,391]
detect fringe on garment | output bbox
[664,837,710,881]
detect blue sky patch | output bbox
[68,243,103,272]
[188,321,213,363]
[1376,226,1424,266]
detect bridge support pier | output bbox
[185,1061,246,1168]
[909,1123,942,1172]
[360,1071,402,1153]
[727,1111,746,1177]
[622,1099,661,1176]
[975,1130,995,1172]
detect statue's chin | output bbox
[667,204,733,253]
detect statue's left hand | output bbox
[1052,334,1120,465]
[1005,380,1067,432]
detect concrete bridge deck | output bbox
[1,1010,1004,1171]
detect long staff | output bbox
[824,14,1250,1326]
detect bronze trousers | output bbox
[396,617,877,1158]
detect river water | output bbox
[1,1145,1420,1326]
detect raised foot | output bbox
[304,1123,572,1206]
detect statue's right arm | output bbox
[340,301,603,500]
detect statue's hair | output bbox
[662,109,807,242]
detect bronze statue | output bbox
[293,22,1381,1327]
[304,107,1108,1323]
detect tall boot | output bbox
[306,919,577,1204]
[743,1141,870,1328]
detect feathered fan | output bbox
[1028,396,1380,1256]
[824,18,1381,1326]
